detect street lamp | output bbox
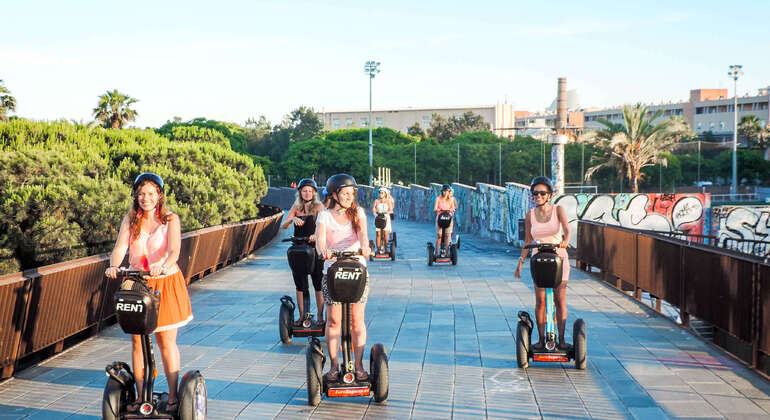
[728,64,743,200]
[364,60,381,186]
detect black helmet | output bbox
[325,173,357,196]
[530,176,553,193]
[297,178,317,191]
[133,172,164,193]
[441,184,452,192]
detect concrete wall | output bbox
[712,205,770,244]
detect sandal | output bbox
[325,368,340,381]
[558,342,573,351]
[164,400,179,414]
[126,400,141,412]
[355,369,369,381]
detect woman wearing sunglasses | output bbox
[514,176,571,351]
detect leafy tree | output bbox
[407,122,426,139]
[583,104,693,192]
[428,111,490,142]
[92,89,138,129]
[0,79,17,121]
[738,114,770,149]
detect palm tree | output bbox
[583,104,693,193]
[92,90,138,129]
[0,79,17,121]
[738,115,770,148]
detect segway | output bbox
[103,269,207,420]
[369,212,396,261]
[279,236,325,344]
[306,251,389,406]
[516,244,587,369]
[426,211,459,266]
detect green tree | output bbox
[0,79,17,121]
[583,104,693,193]
[92,89,138,129]
[738,114,770,149]
[428,111,490,142]
[407,122,426,139]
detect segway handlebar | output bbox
[327,250,363,260]
[282,236,311,243]
[523,243,562,251]
[115,268,151,278]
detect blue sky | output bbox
[2,0,768,128]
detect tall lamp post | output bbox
[728,64,743,200]
[365,61,381,186]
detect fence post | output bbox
[679,243,690,327]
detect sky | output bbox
[2,0,769,128]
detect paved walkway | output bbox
[1,218,769,419]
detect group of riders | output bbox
[104,171,571,409]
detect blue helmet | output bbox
[133,172,164,193]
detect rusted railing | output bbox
[576,220,770,378]
[0,205,283,379]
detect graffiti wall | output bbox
[357,185,375,214]
[712,205,770,244]
[391,185,411,220]
[410,184,432,223]
[505,182,532,247]
[553,193,711,248]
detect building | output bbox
[515,86,770,141]
[321,104,516,137]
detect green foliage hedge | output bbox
[0,119,267,274]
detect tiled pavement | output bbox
[1,218,769,419]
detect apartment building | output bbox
[321,104,516,137]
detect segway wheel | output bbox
[516,321,530,368]
[450,244,458,265]
[390,241,396,261]
[306,339,324,406]
[369,240,375,261]
[102,377,131,420]
[178,370,207,420]
[456,236,461,250]
[427,244,434,266]
[370,343,389,403]
[573,318,587,370]
[279,301,293,344]
[391,232,397,247]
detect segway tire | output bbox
[102,377,129,420]
[427,244,434,266]
[516,321,530,368]
[178,370,207,420]
[391,232,397,247]
[450,244,458,265]
[306,340,324,406]
[573,318,587,370]
[279,301,293,344]
[369,240,375,261]
[370,343,389,403]
[390,241,396,261]
[456,236,461,250]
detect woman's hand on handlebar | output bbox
[147,263,167,278]
[293,216,305,226]
[309,234,316,243]
[105,266,118,279]
[559,240,569,249]
[361,243,371,259]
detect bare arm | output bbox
[315,214,328,258]
[281,207,296,229]
[357,208,370,258]
[514,212,532,278]
[556,205,571,247]
[161,214,182,270]
[106,215,131,278]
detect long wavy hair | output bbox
[325,186,361,233]
[129,180,171,240]
[292,187,322,215]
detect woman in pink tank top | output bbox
[514,177,572,352]
[105,173,192,413]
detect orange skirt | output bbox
[146,270,193,332]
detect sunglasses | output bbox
[532,191,550,197]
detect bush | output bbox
[0,119,267,274]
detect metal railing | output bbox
[711,193,760,202]
[0,205,283,379]
[577,221,770,378]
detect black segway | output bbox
[279,236,325,344]
[369,212,396,262]
[306,251,389,406]
[103,269,207,420]
[516,243,587,369]
[426,211,459,266]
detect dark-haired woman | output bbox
[514,176,571,351]
[315,174,371,382]
[105,173,192,413]
[281,178,325,323]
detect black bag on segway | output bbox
[437,211,452,229]
[326,259,367,303]
[114,279,160,335]
[374,213,387,230]
[287,243,316,275]
[530,249,563,289]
